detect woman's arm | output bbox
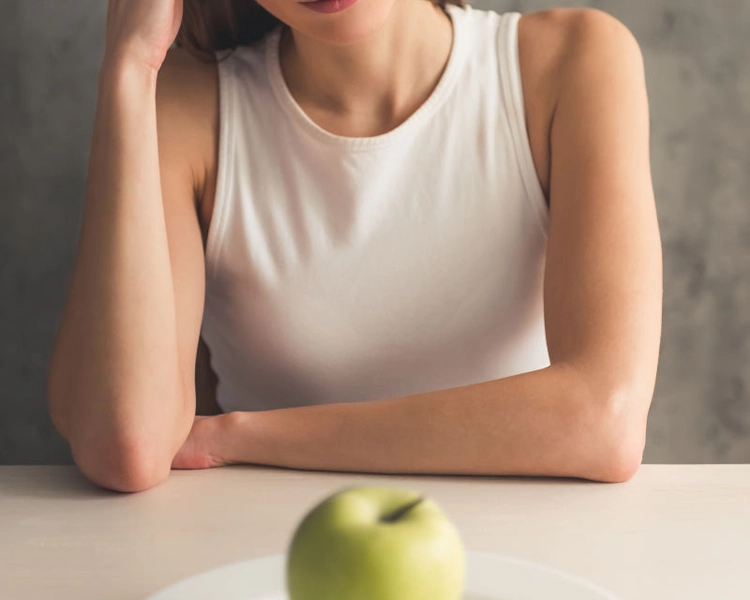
[47,49,211,493]
[540,8,662,444]
[184,9,661,483]
[210,363,633,482]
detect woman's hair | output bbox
[176,0,467,62]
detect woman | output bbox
[48,0,662,492]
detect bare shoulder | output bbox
[520,8,640,44]
[519,8,644,96]
[155,47,220,217]
[515,9,645,198]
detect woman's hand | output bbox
[104,0,184,74]
[172,415,229,470]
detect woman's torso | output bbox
[193,10,559,239]
[178,6,566,413]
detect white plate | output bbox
[146,551,619,600]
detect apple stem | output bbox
[381,497,424,523]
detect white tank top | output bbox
[202,5,550,414]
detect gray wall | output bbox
[1,0,748,464]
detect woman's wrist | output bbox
[99,51,159,97]
[215,411,252,466]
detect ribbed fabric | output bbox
[202,5,550,413]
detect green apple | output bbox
[286,486,465,600]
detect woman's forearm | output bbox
[218,365,643,483]
[48,59,189,486]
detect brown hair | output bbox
[176,0,467,62]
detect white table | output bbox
[1,465,748,599]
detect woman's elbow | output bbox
[588,439,644,483]
[581,388,649,484]
[72,434,173,493]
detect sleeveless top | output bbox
[201,5,551,414]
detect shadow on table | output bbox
[2,464,603,502]
[1,466,121,500]
[248,464,601,487]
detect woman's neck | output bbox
[279,0,454,137]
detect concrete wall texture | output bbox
[1,0,748,465]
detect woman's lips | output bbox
[301,0,359,14]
